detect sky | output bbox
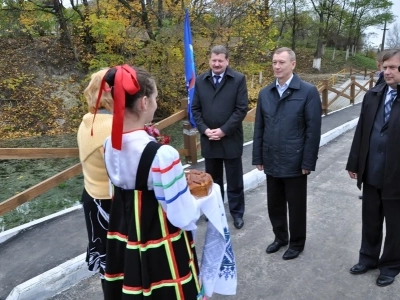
[365,1,400,50]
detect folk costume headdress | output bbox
[91,64,140,150]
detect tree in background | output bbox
[386,22,400,48]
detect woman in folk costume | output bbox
[99,65,204,299]
[77,68,113,297]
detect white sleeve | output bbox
[151,145,200,231]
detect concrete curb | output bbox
[4,117,360,300]
[320,117,359,147]
[6,254,91,300]
[0,205,82,244]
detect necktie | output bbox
[214,75,221,87]
[384,90,397,123]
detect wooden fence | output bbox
[0,71,378,217]
[349,67,380,79]
[0,99,197,217]
[319,74,374,115]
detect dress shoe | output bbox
[282,248,302,260]
[233,217,244,229]
[376,274,395,287]
[266,241,287,254]
[349,263,377,275]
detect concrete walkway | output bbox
[0,101,369,300]
[51,129,400,300]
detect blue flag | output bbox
[184,8,196,128]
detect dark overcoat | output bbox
[191,66,248,159]
[252,74,322,178]
[346,83,400,200]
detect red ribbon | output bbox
[92,64,140,150]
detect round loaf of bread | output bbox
[185,169,213,198]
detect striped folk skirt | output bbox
[104,187,202,299]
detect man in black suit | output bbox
[346,49,400,287]
[375,50,386,86]
[252,47,322,260]
[191,45,248,229]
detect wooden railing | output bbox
[319,74,375,115]
[349,67,380,79]
[316,69,348,90]
[0,99,196,217]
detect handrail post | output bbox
[322,79,328,115]
[369,73,374,89]
[350,76,356,105]
[182,120,197,164]
[364,68,367,79]
[181,98,197,164]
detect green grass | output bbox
[0,134,82,231]
[0,122,255,231]
[348,55,377,70]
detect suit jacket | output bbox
[191,66,248,159]
[252,74,322,177]
[346,83,400,200]
[375,72,385,86]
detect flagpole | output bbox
[184,8,197,128]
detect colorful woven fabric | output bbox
[104,134,202,299]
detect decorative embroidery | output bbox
[218,227,236,280]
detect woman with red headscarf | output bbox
[99,65,203,299]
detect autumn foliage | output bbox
[0,0,277,139]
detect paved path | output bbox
[0,101,365,300]
[328,78,370,112]
[51,129,400,300]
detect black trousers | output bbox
[205,157,245,218]
[359,183,400,277]
[266,175,307,251]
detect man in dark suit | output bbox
[375,50,386,86]
[191,45,248,229]
[346,48,400,287]
[252,47,322,260]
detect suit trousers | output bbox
[205,157,245,219]
[266,175,307,251]
[359,183,400,276]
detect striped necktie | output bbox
[384,90,397,123]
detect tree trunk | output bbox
[313,12,324,70]
[291,0,296,50]
[139,0,155,40]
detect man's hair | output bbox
[376,50,386,63]
[382,48,400,63]
[210,45,229,59]
[273,47,296,61]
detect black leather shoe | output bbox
[233,217,244,229]
[282,248,302,260]
[266,241,288,254]
[349,263,377,275]
[376,274,395,287]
